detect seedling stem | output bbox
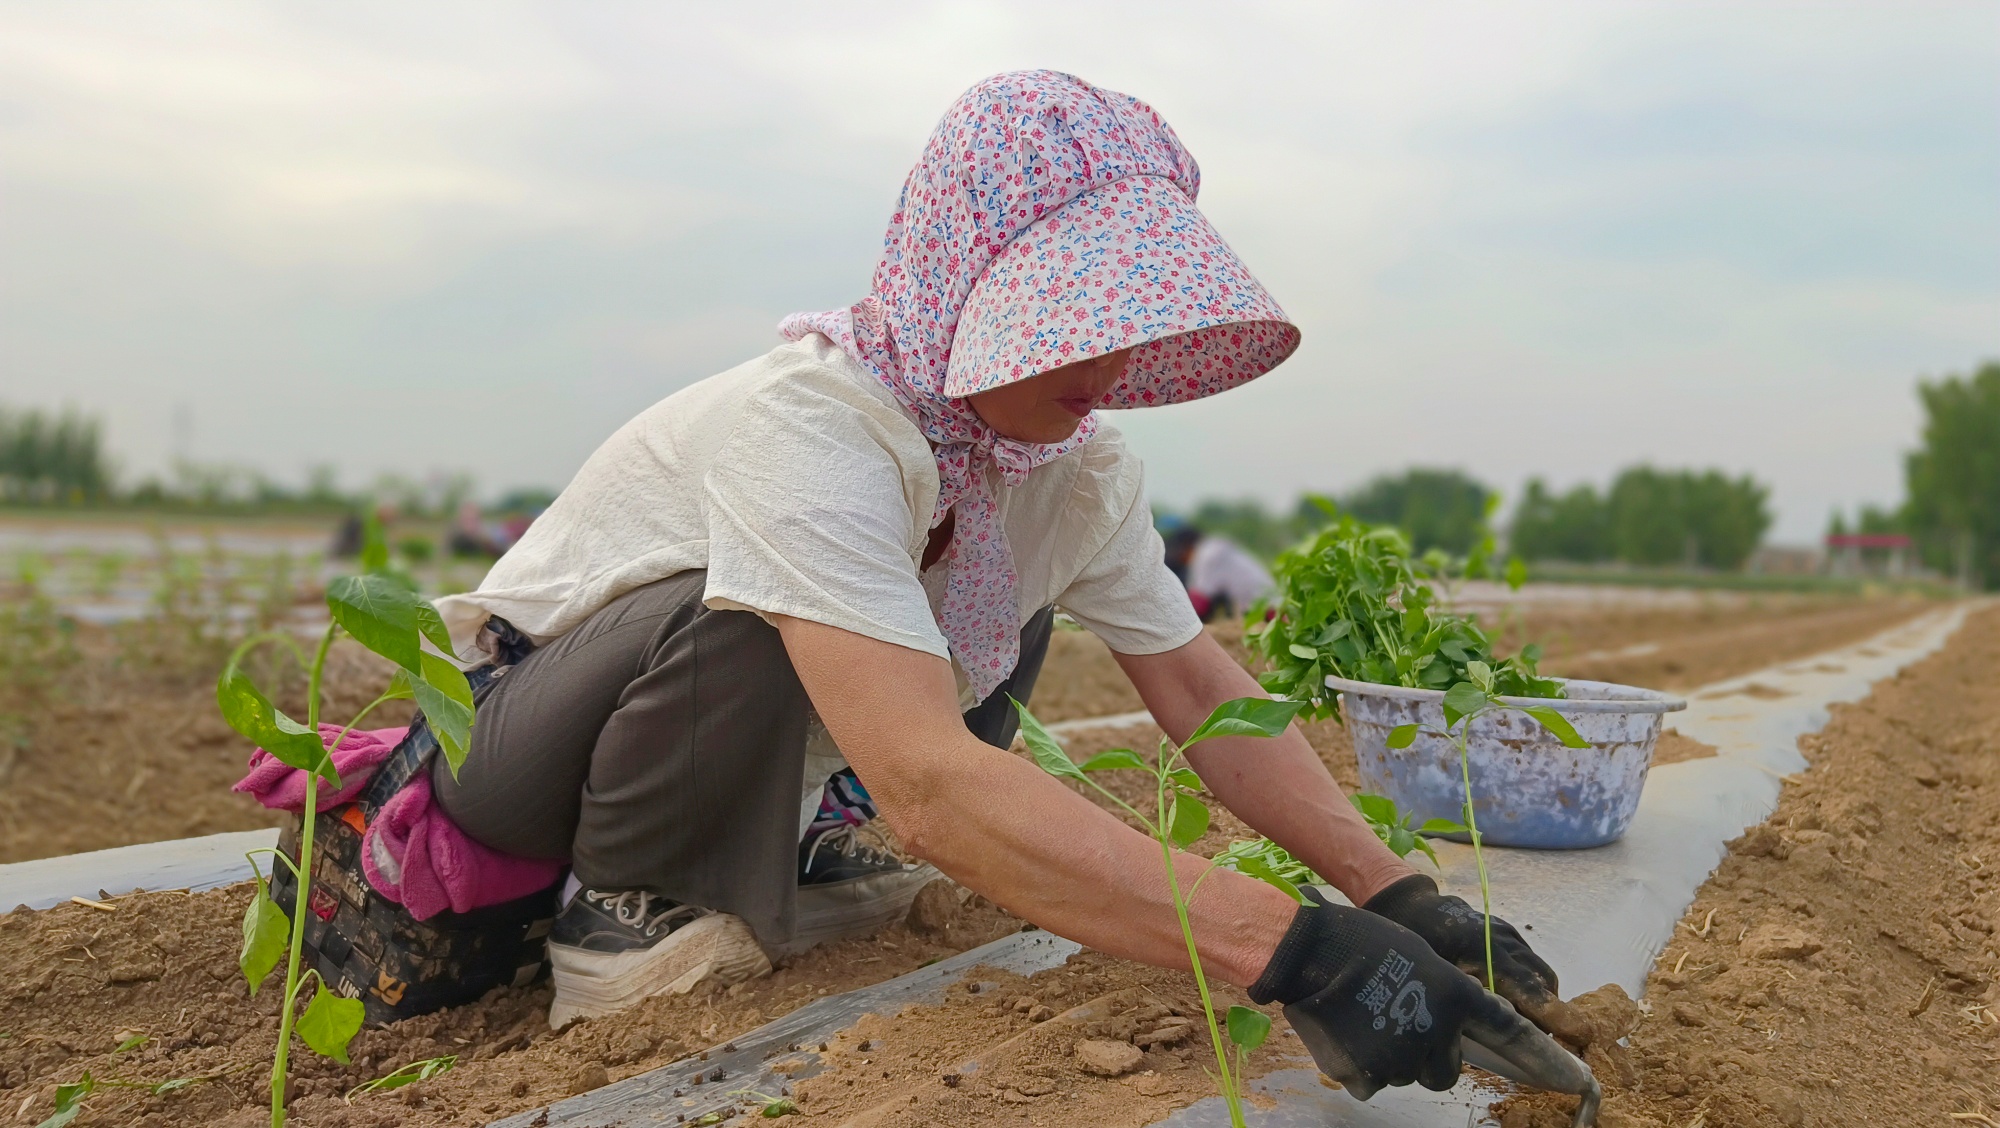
[1013,695,1308,1128]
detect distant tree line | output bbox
[1172,468,1497,562]
[1511,467,1772,570]
[1166,465,1775,573]
[0,407,110,502]
[0,402,493,519]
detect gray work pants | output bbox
[431,569,1053,946]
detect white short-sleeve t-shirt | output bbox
[435,334,1201,701]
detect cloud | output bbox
[1,1,1993,541]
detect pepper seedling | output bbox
[344,1054,458,1101]
[1348,792,1466,870]
[220,518,475,1128]
[1012,694,1309,1128]
[1384,661,1588,987]
[1247,503,1557,722]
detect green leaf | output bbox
[1386,825,1418,858]
[296,983,365,1064]
[1010,697,1082,781]
[1349,792,1399,826]
[1441,682,1490,729]
[1411,836,1441,867]
[346,1055,458,1099]
[1167,793,1210,847]
[40,1073,94,1128]
[239,869,289,997]
[414,600,454,658]
[1167,767,1204,791]
[1287,643,1318,660]
[1504,556,1528,591]
[325,573,423,673]
[114,1034,149,1053]
[1418,817,1469,835]
[150,1078,197,1095]
[1225,1005,1271,1052]
[1386,723,1420,749]
[216,664,335,782]
[1077,749,1147,773]
[1465,660,1494,693]
[383,669,417,701]
[1522,706,1590,749]
[1222,851,1314,905]
[411,652,476,777]
[1183,697,1306,747]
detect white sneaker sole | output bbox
[548,911,772,1029]
[773,862,941,958]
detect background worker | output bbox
[429,71,1575,1097]
[1161,518,1277,622]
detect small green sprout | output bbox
[36,1073,94,1128]
[346,1055,458,1100]
[1014,694,1308,1128]
[729,1088,799,1117]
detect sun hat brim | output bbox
[943,175,1300,405]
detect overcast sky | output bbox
[2,2,1994,542]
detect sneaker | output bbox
[547,888,771,1029]
[779,825,939,957]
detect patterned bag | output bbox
[270,619,558,1024]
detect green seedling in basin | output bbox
[1384,661,1588,988]
[1247,502,1557,722]
[1012,694,1311,1128]
[220,518,475,1127]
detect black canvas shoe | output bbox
[547,888,770,1029]
[781,825,939,957]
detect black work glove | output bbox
[1250,899,1551,1100]
[1362,874,1590,1046]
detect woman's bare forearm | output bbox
[1116,632,1417,906]
[774,615,1296,987]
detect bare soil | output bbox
[1494,605,2000,1128]
[0,590,1930,864]
[0,589,1970,1128]
[0,636,410,864]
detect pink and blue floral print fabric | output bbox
[780,70,1298,699]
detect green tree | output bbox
[1905,361,2000,589]
[1605,466,1770,570]
[1341,468,1493,555]
[1509,479,1611,562]
[0,407,111,502]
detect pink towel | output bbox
[360,772,562,920]
[232,723,400,811]
[234,725,562,920]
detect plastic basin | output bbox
[1330,675,1687,849]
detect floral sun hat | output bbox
[781,70,1298,698]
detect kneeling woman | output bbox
[435,71,1569,1097]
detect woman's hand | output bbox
[1113,631,1418,906]
[772,614,1297,987]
